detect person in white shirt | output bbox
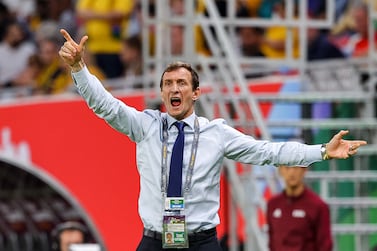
[0,21,35,87]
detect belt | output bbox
[143,227,217,242]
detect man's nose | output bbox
[171,83,179,91]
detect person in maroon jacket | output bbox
[267,165,333,251]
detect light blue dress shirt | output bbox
[72,67,322,233]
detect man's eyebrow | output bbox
[163,78,187,82]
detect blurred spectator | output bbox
[258,0,326,19]
[307,4,345,61]
[267,165,333,251]
[10,54,42,88]
[170,25,184,55]
[203,0,227,17]
[331,2,377,58]
[28,0,77,39]
[1,0,36,22]
[198,0,228,56]
[237,26,265,57]
[239,0,263,17]
[76,0,134,78]
[33,20,62,45]
[51,221,88,251]
[331,1,356,36]
[307,13,345,61]
[120,35,143,89]
[257,0,282,18]
[0,21,36,88]
[28,0,50,29]
[32,37,72,95]
[170,0,184,15]
[0,2,12,41]
[48,0,77,37]
[127,1,142,38]
[260,1,300,58]
[160,0,210,56]
[127,1,158,58]
[308,0,326,18]
[236,5,265,57]
[335,0,349,21]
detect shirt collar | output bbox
[166,112,196,130]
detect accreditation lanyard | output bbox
[161,117,200,197]
[160,117,199,249]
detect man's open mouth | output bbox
[171,97,181,107]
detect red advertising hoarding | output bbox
[0,94,144,250]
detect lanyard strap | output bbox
[161,117,200,196]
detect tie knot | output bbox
[174,121,185,132]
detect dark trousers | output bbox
[136,228,223,251]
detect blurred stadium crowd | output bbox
[0,0,375,99]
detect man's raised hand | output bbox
[59,29,88,71]
[326,130,367,159]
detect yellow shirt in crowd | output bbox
[261,26,300,59]
[76,0,134,53]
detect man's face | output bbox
[279,166,306,190]
[161,67,200,120]
[39,40,58,65]
[167,233,172,240]
[120,43,138,65]
[6,24,24,48]
[239,27,259,47]
[60,230,84,251]
[352,7,368,36]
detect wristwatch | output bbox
[321,144,330,160]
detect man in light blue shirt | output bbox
[58,29,367,251]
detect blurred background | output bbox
[1,0,377,250]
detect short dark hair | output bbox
[159,61,199,91]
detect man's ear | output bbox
[192,87,201,101]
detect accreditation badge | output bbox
[162,197,188,248]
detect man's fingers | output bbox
[62,41,77,53]
[352,140,367,146]
[60,29,74,42]
[60,29,88,56]
[339,130,349,136]
[78,35,88,50]
[335,130,349,140]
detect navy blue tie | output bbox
[167,121,185,197]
